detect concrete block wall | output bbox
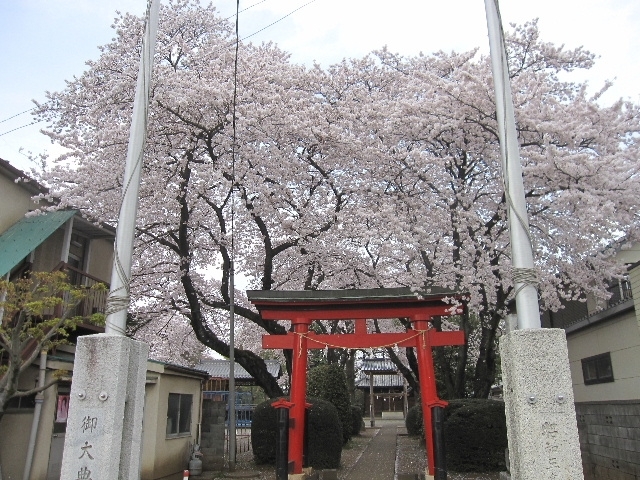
[200,398,226,470]
[576,401,640,479]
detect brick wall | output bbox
[576,401,640,479]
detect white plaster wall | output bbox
[568,312,640,402]
[0,174,33,233]
[86,237,114,282]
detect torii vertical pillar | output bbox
[289,318,311,475]
[412,315,447,479]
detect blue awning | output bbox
[0,210,76,277]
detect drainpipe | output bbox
[23,350,48,480]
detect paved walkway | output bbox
[344,420,404,480]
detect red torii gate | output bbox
[247,287,466,478]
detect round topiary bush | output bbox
[405,404,423,437]
[404,399,507,472]
[307,364,352,444]
[444,399,507,472]
[350,405,364,436]
[306,397,343,469]
[251,396,343,469]
[251,398,281,465]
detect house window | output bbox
[166,393,192,436]
[581,352,614,385]
[5,393,36,410]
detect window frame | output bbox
[166,393,193,438]
[581,352,614,385]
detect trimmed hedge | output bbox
[307,364,352,444]
[251,396,343,469]
[307,397,343,468]
[405,404,423,437]
[444,399,507,472]
[251,399,280,465]
[350,405,364,436]
[403,399,507,472]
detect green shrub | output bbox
[306,397,343,469]
[405,404,423,437]
[404,400,507,472]
[251,398,280,465]
[251,396,343,469]
[307,364,352,444]
[444,399,507,472]
[350,405,364,436]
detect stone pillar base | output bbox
[60,334,149,480]
[500,329,583,479]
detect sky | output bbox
[1,0,639,173]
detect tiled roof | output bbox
[360,358,398,374]
[147,359,210,378]
[356,373,406,389]
[195,359,282,379]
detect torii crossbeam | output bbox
[247,287,466,478]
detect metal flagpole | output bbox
[105,0,160,335]
[483,0,541,330]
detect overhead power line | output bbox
[0,108,35,124]
[224,0,268,21]
[0,122,38,137]
[240,0,317,43]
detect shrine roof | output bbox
[360,358,399,374]
[356,373,405,389]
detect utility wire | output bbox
[240,0,316,42]
[2,1,313,139]
[223,0,267,21]
[0,122,37,137]
[0,108,35,124]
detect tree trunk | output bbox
[345,350,356,403]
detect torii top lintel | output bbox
[246,286,465,321]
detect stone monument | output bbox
[500,329,583,479]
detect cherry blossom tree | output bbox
[311,21,640,397]
[128,312,207,367]
[33,1,640,399]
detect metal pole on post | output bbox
[105,0,161,335]
[483,5,584,479]
[228,263,236,470]
[483,0,540,330]
[60,4,158,480]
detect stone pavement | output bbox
[343,419,411,480]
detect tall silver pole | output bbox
[484,0,541,329]
[105,0,160,335]
[228,264,236,469]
